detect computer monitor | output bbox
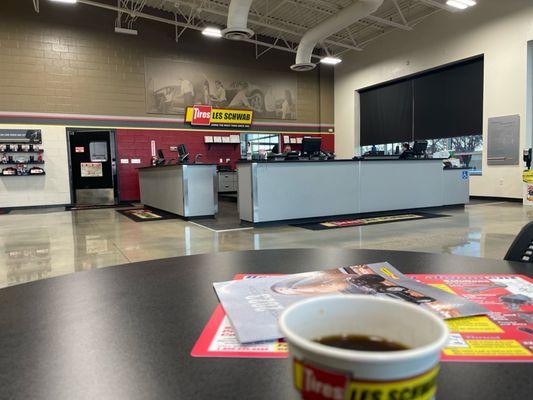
[156,149,165,166]
[412,140,428,157]
[301,137,321,157]
[177,144,189,163]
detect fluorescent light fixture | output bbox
[49,0,77,3]
[320,56,342,65]
[446,0,476,9]
[202,27,222,38]
[115,27,138,35]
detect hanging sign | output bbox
[185,105,253,128]
[0,129,42,144]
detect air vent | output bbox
[290,63,316,72]
[222,27,254,40]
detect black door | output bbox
[68,130,117,205]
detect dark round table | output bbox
[0,249,532,400]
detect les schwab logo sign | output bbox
[185,105,253,128]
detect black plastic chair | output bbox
[504,221,533,263]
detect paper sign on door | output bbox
[80,162,103,177]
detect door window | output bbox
[89,141,108,162]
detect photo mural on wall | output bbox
[144,58,297,120]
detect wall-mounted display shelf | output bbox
[204,134,240,150]
[283,135,303,145]
[205,135,241,144]
[0,131,44,176]
[0,172,46,177]
[0,161,45,165]
[2,149,44,153]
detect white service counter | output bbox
[237,160,469,223]
[138,164,217,217]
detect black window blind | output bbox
[359,57,483,146]
[359,80,413,146]
[413,58,483,140]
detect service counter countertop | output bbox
[237,159,469,223]
[138,164,217,217]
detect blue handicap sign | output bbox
[462,171,469,180]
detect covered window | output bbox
[359,57,483,174]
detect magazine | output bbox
[213,262,488,344]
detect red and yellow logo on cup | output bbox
[293,359,439,400]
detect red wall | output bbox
[116,129,335,201]
[117,129,242,201]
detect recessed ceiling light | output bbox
[447,0,476,10]
[320,56,342,65]
[202,27,222,38]
[447,1,468,9]
[115,27,138,36]
[49,0,77,4]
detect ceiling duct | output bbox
[291,0,383,71]
[222,0,255,40]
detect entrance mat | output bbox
[291,212,448,231]
[116,207,180,222]
[190,218,253,232]
[67,203,132,211]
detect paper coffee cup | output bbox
[279,295,449,400]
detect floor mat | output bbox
[0,208,10,215]
[117,208,180,222]
[291,212,448,231]
[189,219,253,232]
[191,198,252,232]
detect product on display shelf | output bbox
[21,144,30,152]
[29,167,45,175]
[0,144,6,152]
[0,154,6,164]
[9,144,19,152]
[1,167,16,175]
[16,164,28,175]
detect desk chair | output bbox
[504,221,533,263]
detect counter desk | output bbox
[138,164,217,218]
[237,159,469,223]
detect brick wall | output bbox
[116,129,334,201]
[0,0,334,125]
[0,0,336,207]
[117,129,243,201]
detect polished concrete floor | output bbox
[0,199,531,288]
